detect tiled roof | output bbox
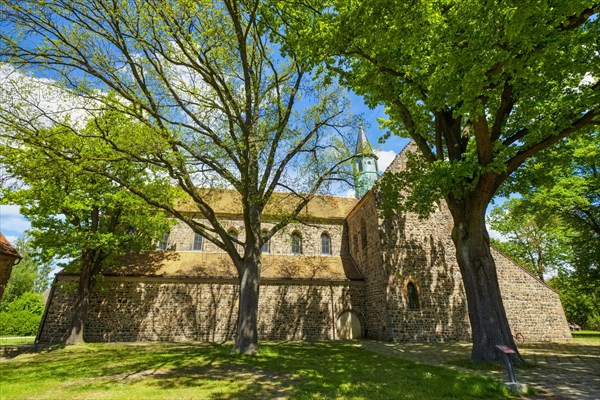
[176,189,359,221]
[0,232,20,258]
[103,251,363,281]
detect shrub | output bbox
[0,292,44,336]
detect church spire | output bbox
[353,126,378,199]
[356,125,372,154]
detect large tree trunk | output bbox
[233,202,262,355]
[233,252,261,355]
[65,249,101,345]
[449,201,523,363]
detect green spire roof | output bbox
[355,126,374,155]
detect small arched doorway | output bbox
[336,310,362,339]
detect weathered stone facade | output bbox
[343,143,570,343]
[167,219,349,258]
[347,192,471,342]
[494,248,571,341]
[38,275,365,343]
[37,143,571,345]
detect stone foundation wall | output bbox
[38,276,366,343]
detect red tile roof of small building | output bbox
[0,232,20,258]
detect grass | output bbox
[0,341,516,400]
[572,330,600,341]
[0,336,35,346]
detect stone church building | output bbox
[37,131,571,344]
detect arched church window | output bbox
[358,160,363,172]
[193,233,203,251]
[291,232,302,254]
[158,232,170,250]
[407,282,420,310]
[261,229,270,253]
[321,232,331,255]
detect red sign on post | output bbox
[496,345,516,354]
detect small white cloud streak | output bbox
[4,235,18,245]
[341,188,356,198]
[375,150,396,173]
[487,226,506,242]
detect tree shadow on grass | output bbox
[4,342,510,399]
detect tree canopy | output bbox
[488,198,571,281]
[274,0,599,362]
[0,0,358,353]
[492,129,599,327]
[1,110,174,343]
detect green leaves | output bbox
[278,0,599,198]
[492,129,599,301]
[0,109,173,273]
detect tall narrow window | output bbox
[193,233,203,251]
[321,233,331,255]
[261,229,270,253]
[291,232,302,254]
[158,232,169,250]
[360,222,368,250]
[407,282,420,310]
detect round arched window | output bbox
[321,233,331,255]
[291,232,302,254]
[407,282,420,310]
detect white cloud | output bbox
[0,204,30,238]
[341,188,356,198]
[487,226,506,242]
[4,235,17,245]
[0,204,21,218]
[375,150,396,173]
[0,64,96,131]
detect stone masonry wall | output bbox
[345,193,390,340]
[494,248,571,342]
[378,202,471,342]
[38,276,366,343]
[347,190,471,342]
[353,144,571,343]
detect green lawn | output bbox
[0,341,515,399]
[572,330,600,341]
[0,336,35,346]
